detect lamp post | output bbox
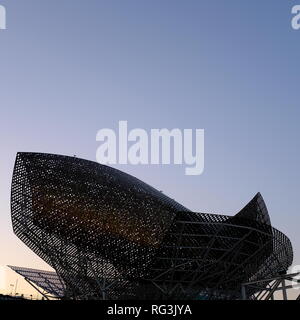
[9,284,14,295]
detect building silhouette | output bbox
[11,152,293,300]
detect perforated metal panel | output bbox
[11,152,189,299]
[235,193,271,225]
[11,152,293,300]
[8,265,65,298]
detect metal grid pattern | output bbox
[8,265,65,298]
[11,152,189,299]
[235,192,271,225]
[11,152,293,300]
[146,213,292,299]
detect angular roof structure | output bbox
[8,265,65,298]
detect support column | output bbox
[282,280,288,300]
[241,285,247,300]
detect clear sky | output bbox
[0,0,299,293]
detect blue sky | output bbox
[0,0,299,272]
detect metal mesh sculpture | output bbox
[11,152,293,300]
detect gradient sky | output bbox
[0,0,299,293]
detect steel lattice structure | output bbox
[8,266,65,299]
[11,152,293,300]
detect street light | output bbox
[9,284,14,295]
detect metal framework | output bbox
[11,152,293,300]
[241,272,300,300]
[8,265,65,299]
